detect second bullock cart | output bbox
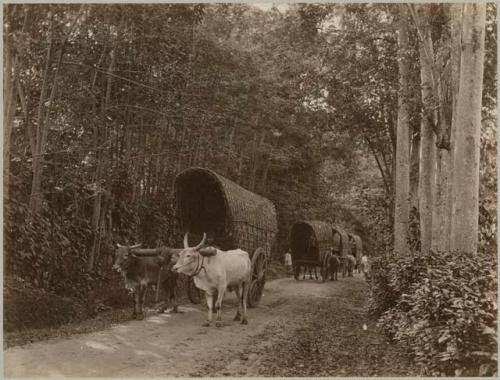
[332,225,352,277]
[289,220,333,282]
[289,221,353,281]
[348,232,363,273]
[174,167,278,307]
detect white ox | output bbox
[173,233,251,327]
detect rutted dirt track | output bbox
[4,275,416,377]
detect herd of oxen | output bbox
[295,251,360,282]
[293,248,370,284]
[113,232,370,327]
[113,232,251,327]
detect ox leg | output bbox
[170,286,181,313]
[157,281,166,313]
[215,288,225,327]
[168,275,182,313]
[233,286,242,321]
[137,285,146,320]
[132,288,139,319]
[241,281,249,325]
[203,292,214,327]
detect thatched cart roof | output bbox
[174,168,278,243]
[349,233,363,259]
[289,220,332,264]
[332,225,351,256]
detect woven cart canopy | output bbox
[174,167,277,252]
[289,220,332,265]
[332,225,350,256]
[349,233,363,260]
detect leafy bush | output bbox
[4,276,95,332]
[136,197,181,247]
[370,250,497,376]
[4,200,95,297]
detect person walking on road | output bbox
[284,251,292,275]
[361,254,370,280]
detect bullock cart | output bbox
[174,167,278,308]
[332,225,352,277]
[289,220,333,282]
[348,233,363,273]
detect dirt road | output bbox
[4,275,415,377]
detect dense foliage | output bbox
[4,3,344,286]
[369,250,497,376]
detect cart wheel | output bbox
[187,277,203,304]
[321,253,331,283]
[247,248,266,308]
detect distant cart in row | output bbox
[289,220,363,282]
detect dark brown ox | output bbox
[327,253,341,281]
[113,244,181,320]
[343,254,357,277]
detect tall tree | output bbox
[450,3,487,253]
[2,6,27,201]
[28,6,83,214]
[413,4,436,253]
[393,5,411,254]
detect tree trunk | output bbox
[409,129,420,209]
[249,130,266,192]
[393,5,411,255]
[29,12,54,214]
[260,156,270,193]
[3,34,15,201]
[416,4,436,253]
[432,149,452,251]
[29,7,82,214]
[429,5,454,252]
[365,133,392,199]
[4,6,29,201]
[237,147,245,185]
[89,38,116,270]
[450,3,486,254]
[441,3,463,251]
[17,78,35,155]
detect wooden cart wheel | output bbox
[187,276,203,304]
[321,253,331,283]
[247,248,266,308]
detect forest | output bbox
[3,3,497,377]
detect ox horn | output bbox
[194,232,207,251]
[129,244,142,249]
[183,232,189,248]
[116,243,124,248]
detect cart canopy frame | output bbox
[174,167,277,255]
[289,220,332,266]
